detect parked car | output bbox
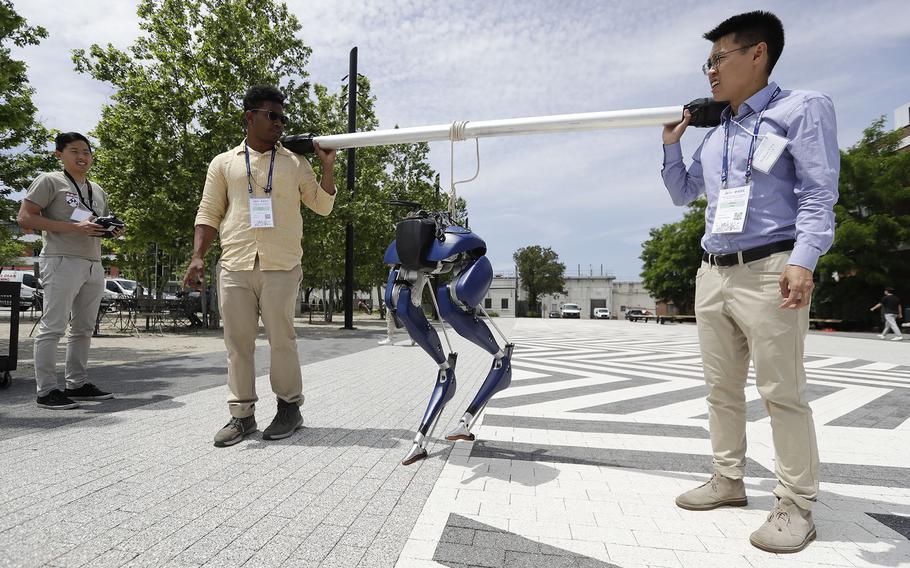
[103,278,138,299]
[560,303,581,319]
[0,269,39,310]
[549,309,561,318]
[625,308,653,322]
[593,308,611,319]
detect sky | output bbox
[10,0,910,279]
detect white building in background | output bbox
[610,280,657,316]
[482,273,658,319]
[540,276,616,319]
[481,275,520,317]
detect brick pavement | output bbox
[1,319,909,567]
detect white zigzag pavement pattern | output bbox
[398,320,910,568]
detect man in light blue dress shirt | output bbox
[661,11,839,554]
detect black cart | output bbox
[0,281,20,389]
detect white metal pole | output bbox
[312,105,684,150]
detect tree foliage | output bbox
[72,0,314,287]
[72,0,454,302]
[0,0,55,265]
[814,118,910,325]
[513,245,566,312]
[639,199,706,314]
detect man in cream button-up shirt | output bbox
[185,85,337,447]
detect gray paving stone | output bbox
[319,544,368,568]
[470,439,775,478]
[240,535,302,568]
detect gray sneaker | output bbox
[214,416,257,447]
[749,497,816,553]
[262,400,303,440]
[676,472,748,510]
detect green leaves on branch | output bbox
[73,0,455,296]
[72,0,313,285]
[639,199,706,314]
[513,245,566,311]
[814,118,910,324]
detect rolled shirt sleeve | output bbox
[299,159,335,217]
[786,95,840,271]
[194,156,229,229]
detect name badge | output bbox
[70,207,92,222]
[712,184,750,234]
[752,133,788,174]
[249,197,274,228]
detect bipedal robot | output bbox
[383,202,513,466]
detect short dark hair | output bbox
[885,287,894,294]
[55,132,92,152]
[704,11,785,74]
[243,85,285,111]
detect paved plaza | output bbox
[0,318,908,567]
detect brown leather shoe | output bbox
[749,497,816,553]
[675,472,747,510]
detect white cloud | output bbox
[9,0,910,279]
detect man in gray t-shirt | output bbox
[18,132,122,409]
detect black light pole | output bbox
[343,47,357,330]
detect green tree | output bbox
[72,0,314,288]
[814,118,910,325]
[639,199,706,314]
[0,0,54,264]
[514,245,566,314]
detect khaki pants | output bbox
[694,251,819,510]
[34,257,105,396]
[218,260,303,418]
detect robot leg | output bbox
[435,258,514,441]
[390,279,458,465]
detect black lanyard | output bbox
[63,170,97,215]
[244,141,276,196]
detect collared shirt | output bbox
[195,141,335,271]
[661,82,839,271]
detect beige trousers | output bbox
[218,259,303,418]
[694,251,819,510]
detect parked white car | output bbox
[0,269,39,310]
[593,308,611,319]
[560,303,581,319]
[103,278,137,299]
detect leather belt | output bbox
[702,239,795,267]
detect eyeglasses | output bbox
[251,108,289,125]
[701,43,759,75]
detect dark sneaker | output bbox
[63,383,113,401]
[214,416,257,447]
[37,390,80,410]
[262,400,303,441]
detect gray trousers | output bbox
[34,257,105,396]
[882,313,902,337]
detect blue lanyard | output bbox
[244,141,277,195]
[721,86,781,188]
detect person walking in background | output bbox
[871,287,903,341]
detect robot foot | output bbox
[444,427,475,442]
[401,443,428,466]
[445,413,476,442]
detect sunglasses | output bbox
[251,108,289,125]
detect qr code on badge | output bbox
[734,212,743,220]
